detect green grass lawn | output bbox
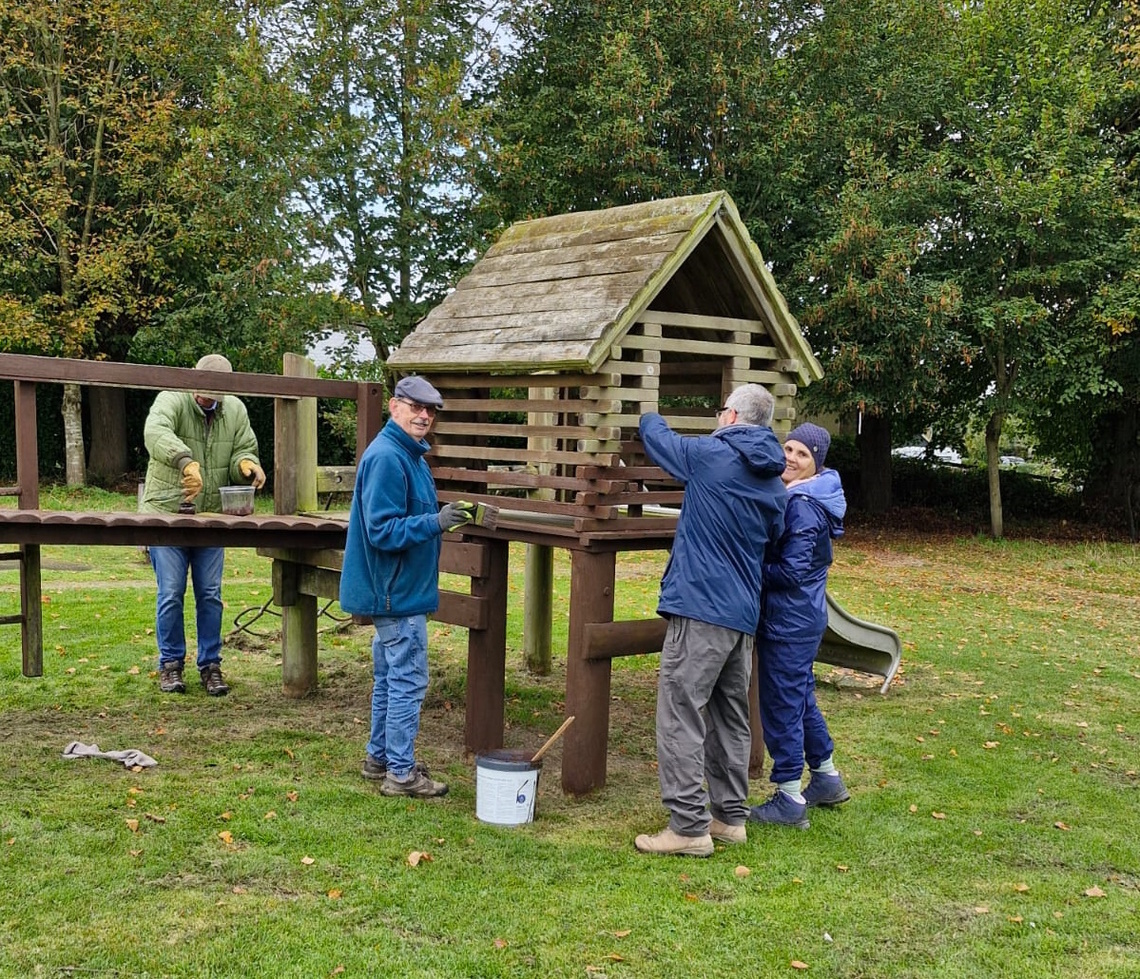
[1,495,1137,978]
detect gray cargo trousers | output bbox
[656,615,753,836]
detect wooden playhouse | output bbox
[386,191,824,791]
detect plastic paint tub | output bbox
[475,749,542,826]
[219,485,255,516]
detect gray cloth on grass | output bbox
[62,741,157,769]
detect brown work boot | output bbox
[200,664,229,697]
[708,818,747,844]
[158,665,186,694]
[380,769,448,798]
[634,827,714,857]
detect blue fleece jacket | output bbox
[758,467,846,643]
[339,419,443,618]
[639,413,787,635]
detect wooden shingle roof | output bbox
[387,191,822,386]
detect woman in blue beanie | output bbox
[750,422,851,829]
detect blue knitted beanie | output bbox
[786,422,831,473]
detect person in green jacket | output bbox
[140,354,265,696]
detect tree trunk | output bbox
[985,410,1005,539]
[62,383,86,487]
[1083,406,1140,529]
[86,385,127,484]
[858,413,892,513]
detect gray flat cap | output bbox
[394,376,444,409]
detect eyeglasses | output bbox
[397,398,438,417]
[717,405,735,415]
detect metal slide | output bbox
[817,594,902,694]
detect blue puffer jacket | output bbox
[758,467,846,643]
[339,419,443,618]
[640,413,787,635]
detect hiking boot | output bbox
[708,818,747,844]
[200,664,229,697]
[380,769,449,798]
[634,827,714,857]
[361,756,387,781]
[803,772,851,808]
[748,791,810,830]
[158,665,186,694]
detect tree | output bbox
[936,0,1132,537]
[1,0,331,483]
[263,0,503,360]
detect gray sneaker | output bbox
[361,756,387,781]
[803,773,850,808]
[380,769,449,798]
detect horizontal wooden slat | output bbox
[639,310,773,335]
[316,466,356,494]
[426,373,613,390]
[430,443,614,467]
[440,540,491,578]
[432,420,616,440]
[429,466,619,494]
[0,353,358,399]
[434,590,488,630]
[584,618,668,659]
[433,271,649,320]
[436,398,600,413]
[436,491,614,520]
[461,239,679,285]
[621,334,780,361]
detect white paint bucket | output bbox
[475,749,542,826]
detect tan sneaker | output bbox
[634,827,714,857]
[709,818,746,844]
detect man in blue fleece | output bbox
[634,384,787,856]
[339,376,472,798]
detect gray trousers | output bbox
[656,615,753,835]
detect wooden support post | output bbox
[524,386,556,673]
[465,537,509,754]
[273,559,318,697]
[563,549,616,794]
[356,382,385,459]
[15,380,42,677]
[275,353,318,515]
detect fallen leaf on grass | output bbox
[125,819,139,833]
[286,791,298,802]
[6,838,15,846]
[791,960,810,970]
[974,906,990,914]
[218,831,234,845]
[1054,821,1070,831]
[908,805,918,813]
[684,893,699,902]
[735,865,751,877]
[144,813,165,823]
[613,930,631,938]
[284,748,295,760]
[407,850,432,867]
[301,856,315,865]
[931,812,946,820]
[983,741,999,749]
[232,885,247,894]
[493,938,507,949]
[264,811,277,820]
[127,665,140,675]
[1084,886,1106,898]
[129,849,141,857]
[1013,883,1030,893]
[327,889,342,899]
[836,864,849,872]
[1008,915,1023,923]
[220,812,232,821]
[331,967,345,976]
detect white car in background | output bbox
[891,444,962,465]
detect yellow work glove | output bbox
[180,460,203,502]
[239,458,266,489]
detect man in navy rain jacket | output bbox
[634,384,787,857]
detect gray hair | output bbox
[724,384,775,427]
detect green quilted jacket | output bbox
[140,391,261,513]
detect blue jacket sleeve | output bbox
[357,452,440,554]
[639,413,694,483]
[763,496,825,591]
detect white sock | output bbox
[813,756,838,776]
[777,780,805,804]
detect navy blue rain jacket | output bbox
[339,419,443,618]
[640,413,787,635]
[758,467,846,643]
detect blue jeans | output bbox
[150,545,225,671]
[367,615,429,779]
